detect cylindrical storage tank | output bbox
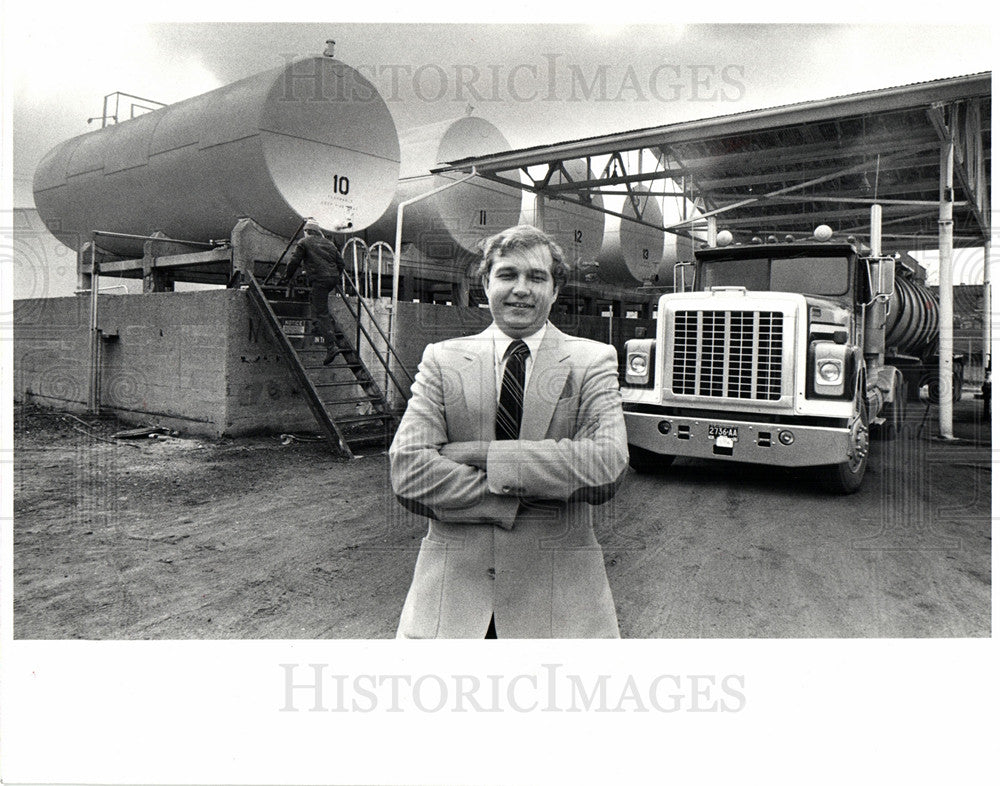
[365,116,523,265]
[886,272,939,356]
[521,159,604,270]
[595,186,664,284]
[33,56,400,258]
[654,191,701,285]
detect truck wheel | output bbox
[628,445,675,474]
[874,375,906,441]
[822,401,869,494]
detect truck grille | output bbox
[672,310,784,400]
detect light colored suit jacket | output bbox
[389,323,628,638]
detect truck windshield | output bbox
[700,255,851,296]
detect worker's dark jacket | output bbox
[284,236,345,282]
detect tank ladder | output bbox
[243,270,412,459]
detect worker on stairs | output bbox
[279,220,348,366]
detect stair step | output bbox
[319,400,371,410]
[247,276,400,460]
[336,413,396,425]
[307,376,364,388]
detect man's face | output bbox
[482,244,558,338]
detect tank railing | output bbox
[342,239,394,300]
[342,238,370,297]
[338,275,414,404]
[89,92,167,128]
[91,230,216,249]
[367,241,395,299]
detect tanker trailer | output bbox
[883,265,963,403]
[33,55,401,259]
[595,185,664,286]
[364,116,524,269]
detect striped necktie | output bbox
[495,339,530,440]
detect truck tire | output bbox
[628,445,675,474]
[822,396,869,494]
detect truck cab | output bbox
[621,231,904,493]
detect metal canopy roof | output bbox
[436,73,991,250]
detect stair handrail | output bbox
[337,275,414,401]
[262,219,308,284]
[367,241,395,300]
[341,237,369,297]
[242,272,354,457]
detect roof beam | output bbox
[694,142,939,190]
[927,102,990,236]
[435,73,990,175]
[665,144,944,229]
[666,130,940,174]
[477,170,690,235]
[717,205,938,228]
[711,195,967,207]
[537,167,683,193]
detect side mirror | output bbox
[866,257,895,304]
[673,261,694,293]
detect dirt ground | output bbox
[11,396,992,639]
[12,404,420,639]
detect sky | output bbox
[4,11,994,208]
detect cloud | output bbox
[10,21,223,205]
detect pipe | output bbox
[938,140,955,439]
[88,244,100,415]
[389,169,478,372]
[983,241,991,379]
[870,204,882,257]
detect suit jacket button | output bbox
[487,567,496,579]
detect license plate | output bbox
[282,319,306,336]
[708,424,738,441]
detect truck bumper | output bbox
[624,410,852,467]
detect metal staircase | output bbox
[243,269,412,459]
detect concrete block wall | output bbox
[14,291,655,434]
[14,290,316,436]
[222,292,316,435]
[13,296,93,410]
[98,292,229,431]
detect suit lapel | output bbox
[460,329,498,440]
[520,324,570,440]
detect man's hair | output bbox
[477,224,571,289]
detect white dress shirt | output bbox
[488,322,548,402]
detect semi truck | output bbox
[620,208,952,493]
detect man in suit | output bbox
[389,224,628,639]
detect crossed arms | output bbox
[389,340,628,529]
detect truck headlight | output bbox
[811,340,849,396]
[624,338,656,387]
[818,359,843,383]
